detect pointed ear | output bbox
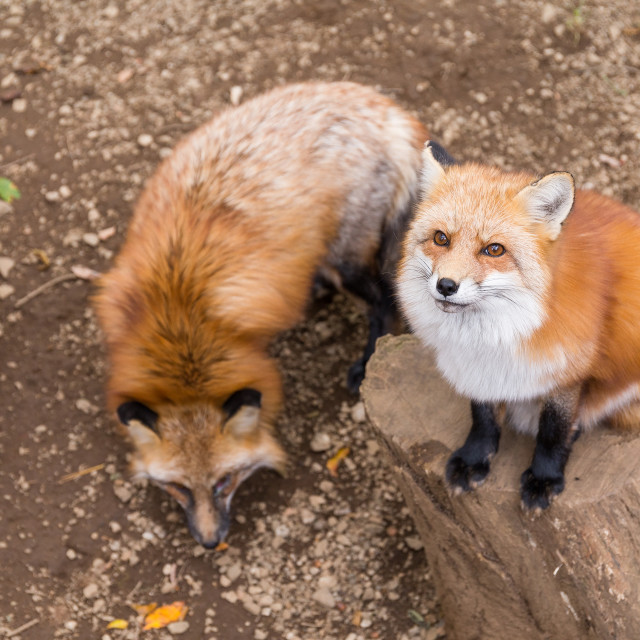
[426,140,457,168]
[515,171,575,240]
[222,388,261,437]
[117,401,160,446]
[420,141,447,200]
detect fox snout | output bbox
[436,277,459,297]
[183,491,231,549]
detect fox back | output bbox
[95,82,427,546]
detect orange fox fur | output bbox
[398,142,640,509]
[94,81,427,545]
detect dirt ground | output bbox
[0,1,639,639]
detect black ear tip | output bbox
[117,400,159,431]
[426,140,458,168]
[222,388,262,419]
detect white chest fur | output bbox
[432,328,564,403]
[398,265,566,403]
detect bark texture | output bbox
[362,334,640,640]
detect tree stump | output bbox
[362,334,640,640]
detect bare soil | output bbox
[0,1,638,639]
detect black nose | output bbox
[199,536,222,549]
[436,278,459,297]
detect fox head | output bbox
[117,390,286,548]
[398,141,576,346]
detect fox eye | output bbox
[483,243,505,257]
[213,474,233,498]
[165,482,193,504]
[433,230,449,247]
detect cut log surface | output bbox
[362,334,640,640]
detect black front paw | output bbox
[520,467,565,512]
[347,359,366,394]
[446,450,492,494]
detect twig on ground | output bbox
[14,265,101,309]
[59,463,105,484]
[6,618,40,638]
[14,273,77,309]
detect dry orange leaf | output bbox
[106,619,129,630]
[130,602,158,617]
[326,447,350,477]
[142,601,188,630]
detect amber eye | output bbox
[434,230,449,246]
[483,243,505,257]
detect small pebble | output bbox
[405,536,424,551]
[0,257,15,279]
[167,621,190,635]
[230,85,243,106]
[12,98,26,112]
[113,484,133,503]
[137,133,153,147]
[75,398,98,414]
[310,432,331,452]
[350,402,366,423]
[226,563,242,582]
[83,583,99,599]
[311,587,335,608]
[83,232,100,247]
[0,283,14,300]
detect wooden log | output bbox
[362,334,640,640]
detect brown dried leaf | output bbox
[31,249,50,271]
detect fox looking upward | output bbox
[94,82,427,547]
[398,141,640,511]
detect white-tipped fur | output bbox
[515,172,575,240]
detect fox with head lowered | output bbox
[398,141,640,511]
[94,82,427,547]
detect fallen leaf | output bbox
[0,178,21,203]
[31,249,50,271]
[106,619,129,630]
[408,609,428,628]
[130,602,158,617]
[142,601,188,630]
[326,447,350,477]
[215,541,229,552]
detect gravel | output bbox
[0,0,638,639]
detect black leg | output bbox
[446,401,501,493]
[520,392,580,511]
[346,292,396,393]
[339,262,397,394]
